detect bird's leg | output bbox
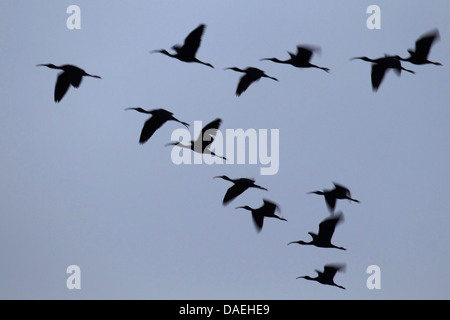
[210,151,227,161]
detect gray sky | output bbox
[0,1,449,299]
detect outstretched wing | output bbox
[197,118,221,147]
[323,264,346,281]
[295,45,320,62]
[371,63,388,91]
[324,193,337,212]
[223,184,247,205]
[262,199,280,214]
[70,73,83,88]
[236,73,259,96]
[333,182,353,199]
[191,118,222,152]
[179,24,206,58]
[318,213,344,241]
[252,212,264,232]
[54,72,71,102]
[139,116,165,144]
[413,29,440,60]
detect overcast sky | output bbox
[0,1,449,299]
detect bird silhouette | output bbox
[150,24,214,68]
[214,175,268,205]
[236,199,286,232]
[37,64,101,102]
[125,108,189,144]
[350,55,414,91]
[261,45,330,72]
[308,182,359,213]
[224,67,278,96]
[296,263,346,290]
[165,118,226,160]
[288,212,346,250]
[394,29,442,66]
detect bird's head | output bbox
[307,190,324,195]
[350,56,369,62]
[260,57,279,62]
[164,141,180,147]
[36,63,58,69]
[150,49,170,56]
[288,240,308,246]
[296,275,313,280]
[224,67,242,72]
[213,175,229,180]
[125,107,152,114]
[235,206,252,211]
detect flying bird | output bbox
[394,29,442,66]
[165,118,226,160]
[150,24,214,68]
[296,263,346,290]
[224,67,278,96]
[236,199,286,232]
[288,212,346,250]
[214,175,268,205]
[261,45,330,72]
[308,182,359,213]
[350,55,414,91]
[125,108,189,144]
[37,64,101,102]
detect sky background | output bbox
[0,1,449,299]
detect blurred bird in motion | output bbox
[394,28,442,66]
[150,24,214,68]
[236,199,286,232]
[214,176,268,205]
[261,45,330,72]
[308,182,359,213]
[288,212,346,250]
[37,63,101,102]
[350,55,414,91]
[125,107,189,144]
[224,67,278,96]
[297,263,346,289]
[165,118,226,160]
